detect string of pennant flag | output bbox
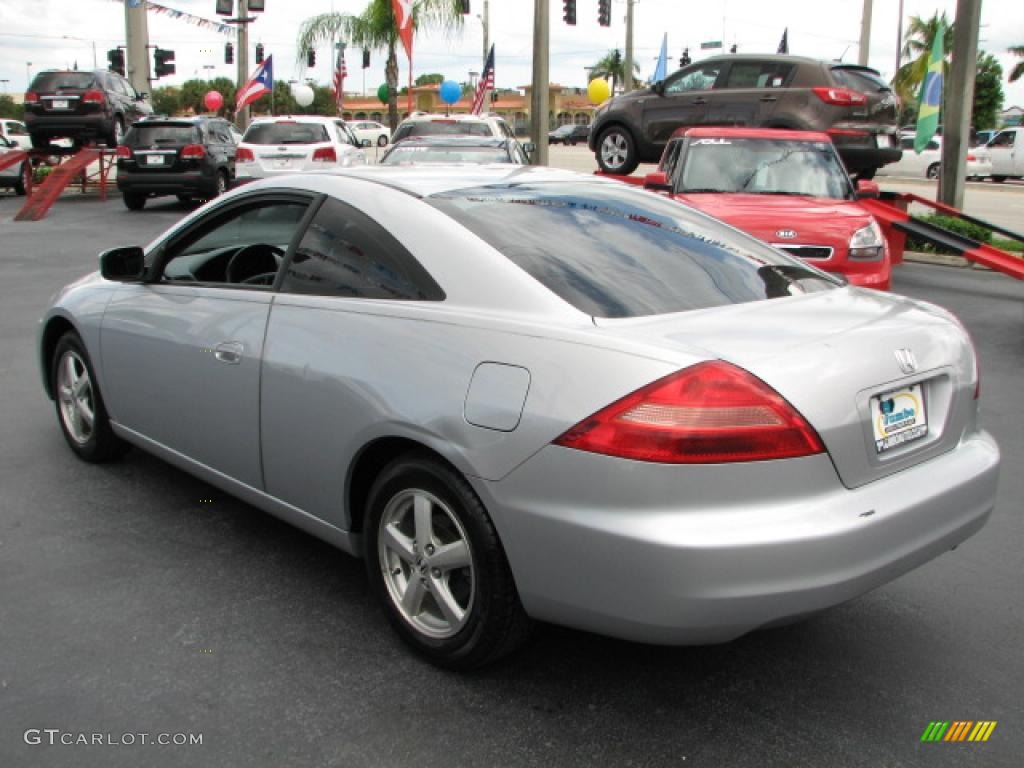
[110,0,235,37]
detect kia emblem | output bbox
[776,229,798,239]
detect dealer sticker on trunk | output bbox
[871,383,928,453]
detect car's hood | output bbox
[674,193,872,244]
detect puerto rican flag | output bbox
[235,55,273,113]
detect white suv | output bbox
[392,112,516,143]
[236,116,368,179]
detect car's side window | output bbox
[280,198,445,301]
[659,139,684,179]
[8,121,28,136]
[988,131,1014,147]
[160,200,309,287]
[723,61,794,89]
[899,138,914,150]
[665,64,722,94]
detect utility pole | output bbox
[124,0,151,95]
[236,0,251,130]
[858,0,873,66]
[530,0,549,166]
[623,0,635,93]
[895,0,904,79]
[940,0,982,209]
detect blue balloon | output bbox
[439,80,461,105]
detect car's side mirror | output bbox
[361,139,372,148]
[652,80,666,95]
[643,171,671,191]
[99,246,146,282]
[522,142,536,156]
[855,179,880,199]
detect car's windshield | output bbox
[243,122,330,145]
[678,138,853,199]
[428,182,837,319]
[381,146,511,165]
[30,72,96,91]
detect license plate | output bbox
[145,155,164,166]
[870,383,927,453]
[875,134,891,149]
[52,99,69,110]
[274,159,292,169]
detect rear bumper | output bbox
[836,144,903,173]
[480,431,999,644]
[117,168,216,196]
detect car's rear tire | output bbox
[991,175,1006,183]
[596,125,639,175]
[926,163,940,180]
[51,331,128,463]
[107,117,125,148]
[377,134,388,147]
[123,191,146,210]
[14,162,30,195]
[364,453,530,669]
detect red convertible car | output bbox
[628,127,892,290]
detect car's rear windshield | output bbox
[394,121,492,141]
[130,124,199,145]
[830,66,891,93]
[427,183,837,318]
[243,122,330,145]
[382,146,510,165]
[30,72,96,91]
[678,138,852,199]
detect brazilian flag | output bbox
[914,22,945,154]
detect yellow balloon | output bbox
[588,77,611,105]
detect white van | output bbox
[987,127,1023,182]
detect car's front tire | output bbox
[926,163,940,180]
[364,454,530,669]
[377,134,388,147]
[596,125,639,175]
[991,175,1006,183]
[51,331,127,463]
[14,162,30,195]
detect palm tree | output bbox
[589,49,640,95]
[892,12,955,106]
[1009,45,1024,82]
[296,1,464,131]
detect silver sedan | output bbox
[39,166,1000,669]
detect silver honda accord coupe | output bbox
[39,166,1000,669]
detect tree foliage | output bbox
[415,73,445,86]
[0,94,24,120]
[972,52,1004,131]
[589,49,640,95]
[892,12,954,106]
[1010,45,1024,83]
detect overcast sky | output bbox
[1,0,1021,107]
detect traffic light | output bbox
[107,48,125,77]
[215,0,232,15]
[248,0,265,11]
[225,42,234,65]
[255,43,264,64]
[563,0,576,25]
[153,48,176,78]
[459,0,470,12]
[598,0,610,27]
[679,47,691,67]
[307,49,316,67]
[730,44,737,53]
[362,49,370,69]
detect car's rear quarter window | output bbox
[243,122,330,144]
[428,183,837,318]
[830,66,892,93]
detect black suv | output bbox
[589,54,900,179]
[24,69,153,150]
[548,124,591,145]
[116,117,237,210]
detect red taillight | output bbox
[312,146,337,162]
[181,143,206,159]
[83,89,105,105]
[966,153,977,162]
[236,147,255,162]
[813,87,868,106]
[115,145,131,159]
[24,91,39,104]
[554,361,825,464]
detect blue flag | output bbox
[652,33,668,83]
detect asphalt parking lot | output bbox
[0,193,1021,768]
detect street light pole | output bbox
[530,0,549,165]
[858,0,873,66]
[624,0,635,93]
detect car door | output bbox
[987,129,1016,177]
[643,61,725,146]
[703,59,795,126]
[100,193,314,488]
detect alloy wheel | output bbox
[57,350,95,445]
[600,132,628,170]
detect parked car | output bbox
[633,127,892,289]
[349,120,390,147]
[380,136,532,165]
[0,136,31,195]
[39,166,998,669]
[23,69,152,150]
[548,124,590,145]
[986,127,1024,182]
[880,135,992,180]
[392,112,516,143]
[589,54,900,179]
[235,116,368,179]
[115,116,238,210]
[0,118,32,150]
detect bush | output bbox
[905,213,993,254]
[32,165,54,184]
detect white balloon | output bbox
[292,84,314,107]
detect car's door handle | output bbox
[760,96,777,102]
[692,98,707,105]
[213,341,244,365]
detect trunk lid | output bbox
[594,289,977,488]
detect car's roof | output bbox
[676,126,833,143]
[401,112,498,122]
[249,115,340,124]
[391,136,510,148]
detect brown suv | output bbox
[589,54,900,179]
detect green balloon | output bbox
[377,84,390,104]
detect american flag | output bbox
[333,48,348,114]
[235,55,273,114]
[471,44,495,115]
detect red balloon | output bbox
[204,90,224,111]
